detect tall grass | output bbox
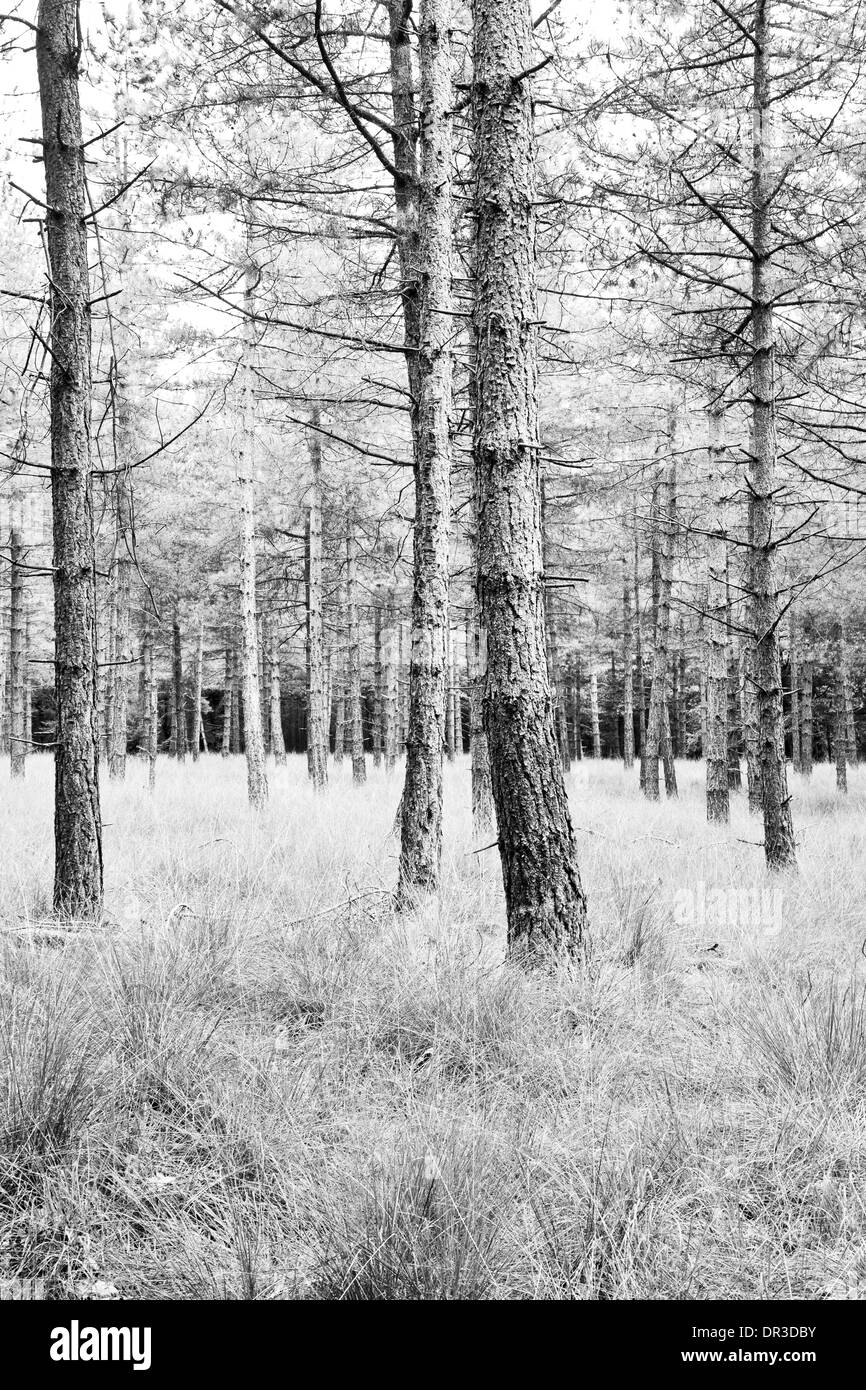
[0,753,864,1298]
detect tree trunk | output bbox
[400,619,411,750]
[541,479,570,772]
[384,602,398,772]
[257,612,269,754]
[790,625,801,772]
[324,648,332,755]
[172,611,186,763]
[634,526,646,780]
[553,623,571,772]
[191,615,204,759]
[457,676,465,757]
[589,671,601,757]
[395,0,453,904]
[230,644,241,754]
[622,558,635,768]
[670,647,680,759]
[168,662,177,756]
[269,624,286,767]
[142,618,157,792]
[37,0,103,915]
[699,663,708,763]
[661,695,677,797]
[727,642,743,790]
[845,666,856,765]
[24,611,32,757]
[9,525,26,779]
[609,648,618,757]
[103,586,116,764]
[748,0,796,868]
[0,592,8,758]
[705,405,728,823]
[572,654,583,760]
[305,419,328,789]
[108,476,132,780]
[472,0,587,961]
[334,617,346,765]
[741,638,762,811]
[346,512,366,786]
[832,620,848,793]
[800,652,813,776]
[221,632,233,757]
[444,616,456,762]
[468,592,494,837]
[288,692,298,755]
[546,592,571,772]
[725,556,742,790]
[676,624,687,756]
[238,257,268,807]
[373,598,384,767]
[644,431,677,800]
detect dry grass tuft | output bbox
[0,753,865,1299]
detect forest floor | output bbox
[1,753,865,1300]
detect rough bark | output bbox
[9,525,26,779]
[468,593,494,836]
[453,626,463,754]
[622,558,635,768]
[542,480,570,771]
[832,619,848,793]
[24,611,32,759]
[727,645,743,790]
[102,587,115,764]
[305,419,328,789]
[699,662,708,763]
[800,644,813,777]
[142,618,157,792]
[107,476,132,780]
[676,625,687,756]
[230,644,241,755]
[545,586,571,771]
[171,611,186,763]
[790,625,801,772]
[643,435,677,800]
[471,0,587,961]
[741,637,762,811]
[550,610,571,772]
[221,632,233,757]
[257,613,269,753]
[572,654,583,760]
[191,615,204,760]
[269,624,286,767]
[395,0,453,903]
[346,512,366,786]
[238,258,268,807]
[705,405,728,822]
[444,616,456,762]
[589,671,601,758]
[634,529,646,779]
[334,615,346,765]
[670,644,680,759]
[845,666,856,765]
[748,0,796,868]
[373,598,385,767]
[384,602,398,772]
[661,695,677,796]
[37,0,103,914]
[0,594,8,757]
[725,558,743,790]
